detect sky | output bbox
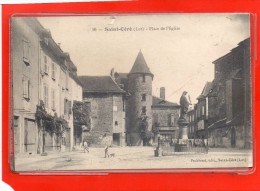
[37,14,250,104]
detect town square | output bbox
[11,14,252,171]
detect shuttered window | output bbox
[23,78,30,100]
[51,89,55,110]
[43,84,49,107]
[23,40,30,64]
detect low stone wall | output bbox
[208,125,246,148]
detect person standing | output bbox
[83,140,89,153]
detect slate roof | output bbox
[152,96,180,107]
[128,51,153,77]
[79,76,126,94]
[197,81,213,100]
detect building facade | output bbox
[206,38,251,148]
[112,51,180,146]
[11,17,82,154]
[152,88,180,143]
[11,17,41,154]
[126,51,154,146]
[79,76,126,147]
[195,82,213,139]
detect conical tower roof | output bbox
[128,50,154,77]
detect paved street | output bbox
[14,147,253,172]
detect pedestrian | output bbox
[104,144,109,158]
[83,140,89,153]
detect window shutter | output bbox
[28,80,30,99]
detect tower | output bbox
[126,50,154,146]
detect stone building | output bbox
[195,82,213,139]
[79,76,126,146]
[152,88,180,142]
[206,38,251,148]
[11,17,82,154]
[187,108,195,139]
[126,51,154,146]
[112,51,180,146]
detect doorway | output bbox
[113,133,120,146]
[24,118,36,153]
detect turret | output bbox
[126,50,153,146]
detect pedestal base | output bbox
[178,118,189,139]
[41,152,48,156]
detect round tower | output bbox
[127,50,153,146]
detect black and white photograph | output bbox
[11,14,252,171]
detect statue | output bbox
[179,91,192,120]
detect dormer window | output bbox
[44,37,49,45]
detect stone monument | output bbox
[175,91,192,151]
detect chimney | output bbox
[160,87,165,100]
[110,68,115,79]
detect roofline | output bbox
[152,105,180,108]
[212,51,232,64]
[83,90,126,94]
[212,38,250,64]
[127,72,154,78]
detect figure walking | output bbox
[104,144,109,158]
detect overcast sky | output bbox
[37,14,250,104]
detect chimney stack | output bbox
[160,87,165,100]
[110,68,115,79]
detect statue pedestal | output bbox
[175,118,189,152]
[178,118,189,139]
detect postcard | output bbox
[11,14,252,171]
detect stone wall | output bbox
[112,95,126,146]
[83,93,125,147]
[83,94,113,146]
[127,74,153,146]
[208,125,245,148]
[152,107,179,127]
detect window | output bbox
[51,62,56,80]
[142,94,146,101]
[43,54,48,74]
[23,78,30,100]
[115,121,118,126]
[51,89,55,110]
[202,106,205,116]
[43,84,49,107]
[113,106,118,112]
[142,75,146,82]
[122,97,125,112]
[23,40,30,64]
[64,99,72,115]
[142,106,146,114]
[64,99,67,114]
[65,73,69,90]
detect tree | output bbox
[152,122,160,136]
[72,101,91,145]
[138,114,153,146]
[35,100,69,155]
